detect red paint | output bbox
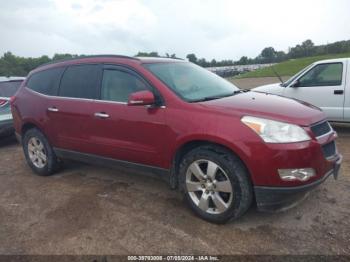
[12,56,339,187]
[128,90,155,106]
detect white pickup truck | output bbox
[253,58,349,122]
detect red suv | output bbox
[11,55,342,223]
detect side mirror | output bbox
[291,80,300,88]
[128,90,155,106]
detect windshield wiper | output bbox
[232,89,250,94]
[191,96,225,102]
[191,89,250,102]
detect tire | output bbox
[179,145,253,224]
[22,128,61,176]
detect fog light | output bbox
[278,168,316,181]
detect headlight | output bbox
[241,116,311,143]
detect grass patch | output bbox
[235,53,350,79]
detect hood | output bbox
[199,91,325,126]
[252,83,283,94]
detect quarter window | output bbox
[59,64,100,99]
[298,63,343,87]
[27,67,65,95]
[101,70,148,102]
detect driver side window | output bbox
[101,69,148,103]
[298,63,343,87]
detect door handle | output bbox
[94,112,110,119]
[334,90,344,95]
[47,107,59,112]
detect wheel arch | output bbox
[170,138,253,189]
[21,121,44,136]
[20,120,54,144]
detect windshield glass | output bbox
[143,62,239,102]
[282,64,314,87]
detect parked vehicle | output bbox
[0,77,24,136]
[253,58,350,122]
[11,55,342,223]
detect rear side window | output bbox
[0,81,23,97]
[27,67,65,95]
[59,64,100,99]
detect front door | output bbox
[89,65,168,168]
[283,62,346,121]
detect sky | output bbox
[0,0,349,61]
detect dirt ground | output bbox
[0,78,349,255]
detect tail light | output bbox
[0,98,8,107]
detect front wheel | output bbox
[179,145,253,224]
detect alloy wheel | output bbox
[27,137,47,168]
[185,159,233,214]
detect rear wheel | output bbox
[22,128,61,176]
[179,145,253,224]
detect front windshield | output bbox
[143,62,239,102]
[282,64,314,87]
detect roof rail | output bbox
[37,54,139,68]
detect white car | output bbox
[253,58,350,122]
[0,76,24,136]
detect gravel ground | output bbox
[0,78,349,256]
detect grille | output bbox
[322,141,337,159]
[311,121,332,138]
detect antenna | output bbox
[271,66,283,84]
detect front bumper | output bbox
[254,155,342,212]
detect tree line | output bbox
[1,39,349,76]
[187,39,350,67]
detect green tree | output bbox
[238,56,249,65]
[260,47,277,62]
[197,58,208,67]
[52,53,79,61]
[135,51,160,57]
[275,51,287,62]
[289,44,303,58]
[301,39,315,56]
[165,53,177,59]
[186,53,198,64]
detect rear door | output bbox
[88,65,168,168]
[282,62,346,121]
[47,64,102,153]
